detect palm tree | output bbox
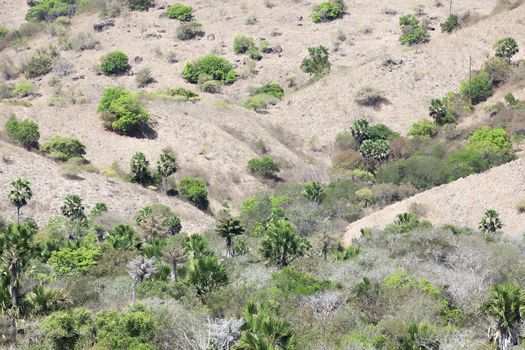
[260,220,311,269]
[127,256,156,301]
[188,256,227,297]
[104,224,140,250]
[136,206,166,241]
[27,285,68,315]
[8,178,32,224]
[234,301,297,350]
[479,209,503,235]
[60,194,85,221]
[157,151,177,194]
[216,217,245,257]
[483,282,525,350]
[185,234,213,260]
[161,242,187,281]
[0,222,38,344]
[302,181,324,204]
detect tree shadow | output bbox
[129,124,158,140]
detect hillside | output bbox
[2,0,525,349]
[344,157,525,244]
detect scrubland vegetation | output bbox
[1,0,525,349]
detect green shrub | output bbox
[459,70,492,104]
[233,35,255,54]
[26,0,76,22]
[96,306,156,349]
[368,124,399,141]
[165,87,199,100]
[182,55,237,84]
[48,246,101,275]
[446,143,513,180]
[179,177,208,209]
[166,4,193,21]
[12,82,35,97]
[504,92,518,106]
[42,308,95,350]
[98,87,149,134]
[440,14,459,33]
[377,155,447,190]
[247,46,262,60]
[243,93,278,111]
[468,126,512,151]
[271,267,336,296]
[25,48,57,78]
[4,115,40,149]
[99,51,129,75]
[483,56,511,85]
[333,245,361,260]
[408,120,437,137]
[301,45,330,77]
[40,136,86,161]
[311,1,345,23]
[0,26,7,39]
[399,15,429,46]
[248,156,280,178]
[176,22,204,40]
[127,0,154,11]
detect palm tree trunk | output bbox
[226,236,232,257]
[171,260,178,281]
[16,207,20,225]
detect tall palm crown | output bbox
[215,217,245,255]
[8,178,32,223]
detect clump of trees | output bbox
[182,55,237,85]
[301,46,331,78]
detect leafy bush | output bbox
[48,246,102,275]
[483,56,511,85]
[127,0,154,11]
[248,156,280,178]
[440,14,459,33]
[98,87,149,134]
[12,82,35,97]
[271,267,336,296]
[176,22,204,40]
[368,124,399,141]
[233,35,255,54]
[408,120,437,137]
[468,126,512,152]
[26,0,76,22]
[494,37,519,62]
[96,306,156,349]
[99,51,129,75]
[252,83,284,99]
[25,48,57,78]
[165,87,199,100]
[166,4,193,21]
[40,136,86,161]
[243,93,278,111]
[182,55,237,84]
[0,26,7,39]
[179,177,208,209]
[42,308,95,350]
[377,155,447,190]
[399,15,429,46]
[311,1,345,23]
[504,93,518,106]
[4,115,40,149]
[459,70,492,104]
[301,46,330,77]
